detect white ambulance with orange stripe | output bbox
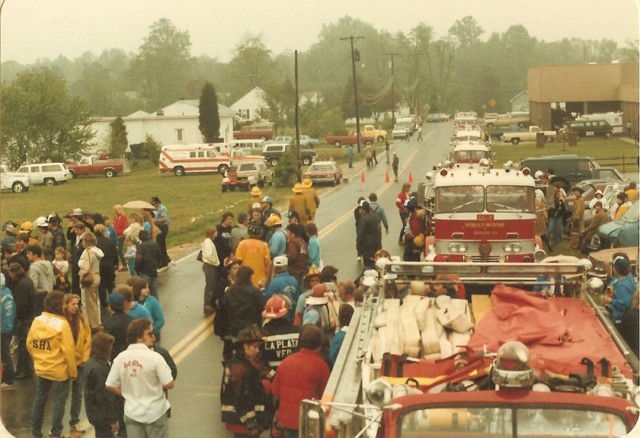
[158,143,263,176]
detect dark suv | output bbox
[565,119,614,139]
[519,154,626,192]
[261,144,316,167]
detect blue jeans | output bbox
[69,366,85,427]
[32,377,70,437]
[124,412,168,438]
[1,331,15,384]
[547,216,563,245]
[140,274,158,299]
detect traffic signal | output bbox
[354,49,360,62]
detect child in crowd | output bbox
[52,247,70,292]
[124,236,137,276]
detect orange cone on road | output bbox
[408,170,414,183]
[384,170,390,183]
[360,171,366,183]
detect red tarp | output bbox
[467,285,634,378]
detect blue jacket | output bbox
[142,296,165,333]
[128,302,153,322]
[268,229,287,259]
[611,274,636,321]
[329,329,347,366]
[307,235,322,268]
[1,286,16,333]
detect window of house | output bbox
[176,129,183,141]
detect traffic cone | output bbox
[408,170,414,183]
[384,170,390,183]
[360,171,366,183]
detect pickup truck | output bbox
[0,164,30,193]
[233,125,274,140]
[501,125,557,145]
[325,132,375,147]
[66,155,129,178]
[363,125,387,142]
[261,143,316,167]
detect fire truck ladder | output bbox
[324,285,381,436]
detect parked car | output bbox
[392,125,410,139]
[589,201,639,250]
[299,135,320,147]
[261,143,316,167]
[303,160,343,186]
[0,164,30,193]
[587,247,637,281]
[564,119,614,139]
[489,125,527,139]
[235,160,273,187]
[427,114,442,122]
[264,136,293,147]
[520,154,628,193]
[16,162,72,186]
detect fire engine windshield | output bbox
[436,186,485,214]
[398,406,629,437]
[453,150,489,162]
[486,185,534,213]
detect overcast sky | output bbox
[1,0,638,64]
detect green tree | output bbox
[143,134,162,166]
[108,117,128,157]
[226,34,279,102]
[199,82,220,142]
[128,18,192,110]
[273,147,299,187]
[448,16,484,49]
[2,67,94,166]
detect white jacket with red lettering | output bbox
[27,312,78,381]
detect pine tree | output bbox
[199,82,220,142]
[109,116,128,157]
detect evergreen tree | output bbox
[109,116,129,157]
[199,82,220,142]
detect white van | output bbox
[231,139,265,151]
[16,162,72,186]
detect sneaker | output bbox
[70,423,86,433]
[0,383,14,389]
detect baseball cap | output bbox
[261,196,273,204]
[611,256,630,270]
[252,202,261,210]
[107,293,125,307]
[273,255,288,267]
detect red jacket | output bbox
[272,348,329,430]
[396,191,409,214]
[112,214,128,238]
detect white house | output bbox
[230,86,268,121]
[510,90,529,112]
[90,99,235,151]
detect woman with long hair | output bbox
[78,232,104,331]
[64,293,91,433]
[142,210,158,241]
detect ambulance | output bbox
[158,143,263,176]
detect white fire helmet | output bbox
[491,340,535,388]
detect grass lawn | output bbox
[492,137,639,174]
[0,142,386,249]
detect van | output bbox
[519,154,625,192]
[16,162,72,186]
[565,119,614,139]
[231,139,265,151]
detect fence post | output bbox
[622,154,625,173]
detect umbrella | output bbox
[123,200,156,210]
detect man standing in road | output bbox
[347,144,354,168]
[302,179,320,223]
[28,290,77,438]
[392,152,399,182]
[151,196,171,268]
[395,182,411,244]
[106,318,175,437]
[417,125,423,141]
[356,201,382,269]
[135,230,162,299]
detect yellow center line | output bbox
[173,324,215,365]
[168,314,214,358]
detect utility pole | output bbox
[0,0,7,155]
[294,50,301,182]
[341,35,364,152]
[385,52,399,126]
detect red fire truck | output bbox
[423,164,545,263]
[300,259,639,437]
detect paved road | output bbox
[1,122,455,437]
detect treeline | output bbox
[1,16,637,165]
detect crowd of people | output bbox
[0,197,173,437]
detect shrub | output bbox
[273,148,299,187]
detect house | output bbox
[299,91,323,106]
[510,90,529,112]
[230,86,268,121]
[90,100,235,151]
